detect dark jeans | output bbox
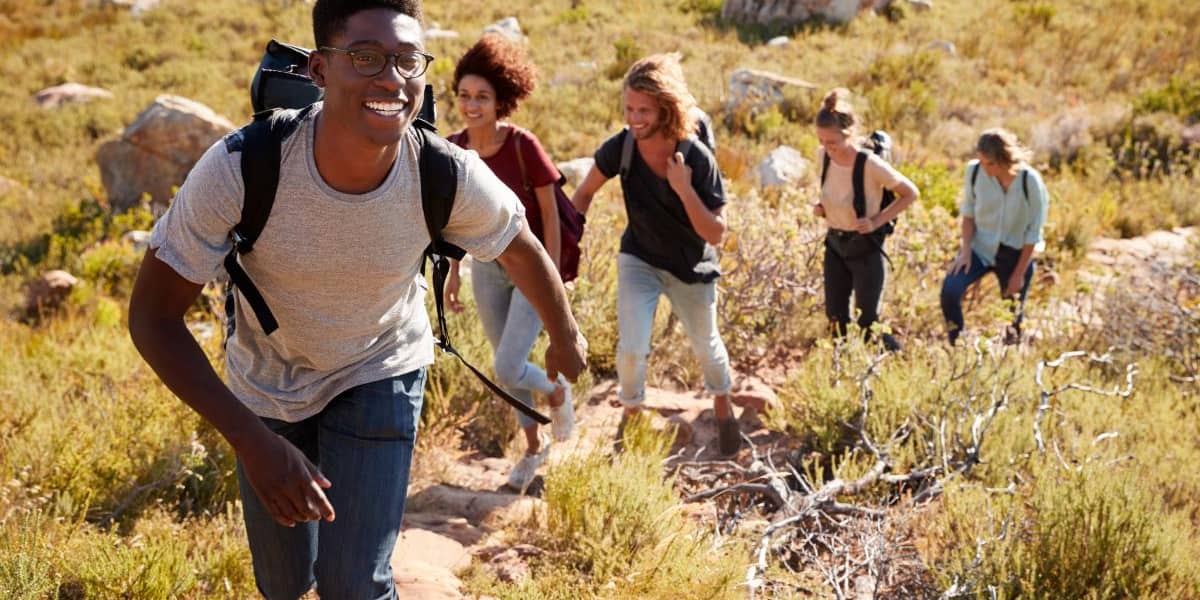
[824,230,887,337]
[940,245,1035,343]
[236,369,427,600]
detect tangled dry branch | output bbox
[674,343,1143,598]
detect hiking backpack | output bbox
[820,130,898,236]
[446,126,586,284]
[224,40,549,424]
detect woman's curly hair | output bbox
[452,34,538,120]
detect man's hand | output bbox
[1004,270,1025,298]
[445,267,464,313]
[545,330,588,383]
[666,152,692,195]
[949,249,972,275]
[239,432,335,527]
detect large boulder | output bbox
[726,68,815,115]
[722,0,931,25]
[96,95,235,211]
[757,145,809,187]
[33,83,113,109]
[722,0,869,25]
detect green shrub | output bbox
[490,415,744,598]
[903,161,961,215]
[1012,2,1058,29]
[1134,74,1200,123]
[604,37,643,80]
[927,463,1200,599]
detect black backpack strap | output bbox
[821,152,830,187]
[413,121,550,426]
[619,128,635,180]
[852,150,869,219]
[677,137,694,161]
[971,162,980,190]
[1021,169,1029,207]
[223,105,313,335]
[413,120,465,261]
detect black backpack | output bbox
[224,40,549,424]
[820,130,898,236]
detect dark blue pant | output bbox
[236,370,426,600]
[940,246,1034,343]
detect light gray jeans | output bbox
[616,253,733,406]
[471,258,558,428]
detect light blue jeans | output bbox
[616,253,732,406]
[471,258,558,428]
[236,369,426,600]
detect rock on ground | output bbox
[33,83,113,109]
[24,270,77,318]
[726,68,816,115]
[392,528,469,599]
[96,95,234,211]
[757,145,809,187]
[484,17,522,41]
[722,0,931,25]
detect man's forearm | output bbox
[129,316,270,453]
[496,224,579,343]
[675,185,726,246]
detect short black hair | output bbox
[312,0,423,48]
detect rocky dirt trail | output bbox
[391,375,779,597]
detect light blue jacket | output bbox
[960,159,1049,267]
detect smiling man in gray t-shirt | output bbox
[127,1,586,597]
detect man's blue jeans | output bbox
[616,253,732,406]
[236,369,426,600]
[940,246,1035,343]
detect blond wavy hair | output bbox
[976,128,1033,167]
[622,53,698,142]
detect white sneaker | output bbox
[507,433,551,493]
[550,375,575,442]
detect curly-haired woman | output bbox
[445,34,573,492]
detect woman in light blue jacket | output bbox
[941,128,1048,345]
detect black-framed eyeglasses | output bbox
[319,46,434,79]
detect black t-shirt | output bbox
[594,129,726,283]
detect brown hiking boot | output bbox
[717,417,740,456]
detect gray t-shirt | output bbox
[150,104,524,422]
